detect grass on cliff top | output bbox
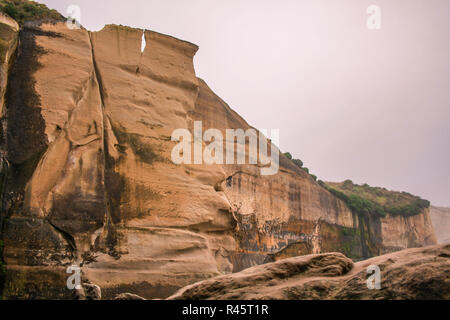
[283,152,317,181]
[0,0,64,25]
[319,179,430,218]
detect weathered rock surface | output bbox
[168,244,450,300]
[379,208,436,253]
[0,17,438,299]
[430,206,450,244]
[0,12,18,116]
[83,283,101,300]
[114,292,146,300]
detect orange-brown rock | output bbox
[0,19,437,299]
[168,244,450,300]
[0,12,18,116]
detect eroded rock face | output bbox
[430,206,450,244]
[168,244,450,300]
[0,12,19,116]
[114,292,146,300]
[0,20,437,299]
[380,208,437,252]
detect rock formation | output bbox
[114,292,145,300]
[0,12,18,116]
[168,244,450,300]
[0,10,438,299]
[430,206,450,244]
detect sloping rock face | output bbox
[0,19,437,299]
[192,79,436,265]
[169,244,450,300]
[0,12,18,116]
[430,206,450,244]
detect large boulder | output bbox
[168,244,450,300]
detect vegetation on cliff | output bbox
[283,150,429,218]
[0,0,63,25]
[283,152,317,180]
[319,179,430,218]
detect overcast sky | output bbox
[40,0,450,207]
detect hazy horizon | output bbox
[39,0,450,207]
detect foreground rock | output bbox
[168,244,450,300]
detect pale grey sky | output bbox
[40,0,450,206]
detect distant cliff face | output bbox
[0,19,437,299]
[430,207,450,244]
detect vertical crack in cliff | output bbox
[88,30,110,223]
[47,219,77,252]
[87,31,121,259]
[88,33,107,105]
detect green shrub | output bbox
[0,0,64,25]
[283,151,304,170]
[292,158,303,168]
[3,2,17,18]
[322,181,429,218]
[283,152,292,160]
[327,186,349,202]
[343,179,354,189]
[386,198,430,217]
[282,151,318,183]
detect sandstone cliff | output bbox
[0,15,437,299]
[430,206,450,244]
